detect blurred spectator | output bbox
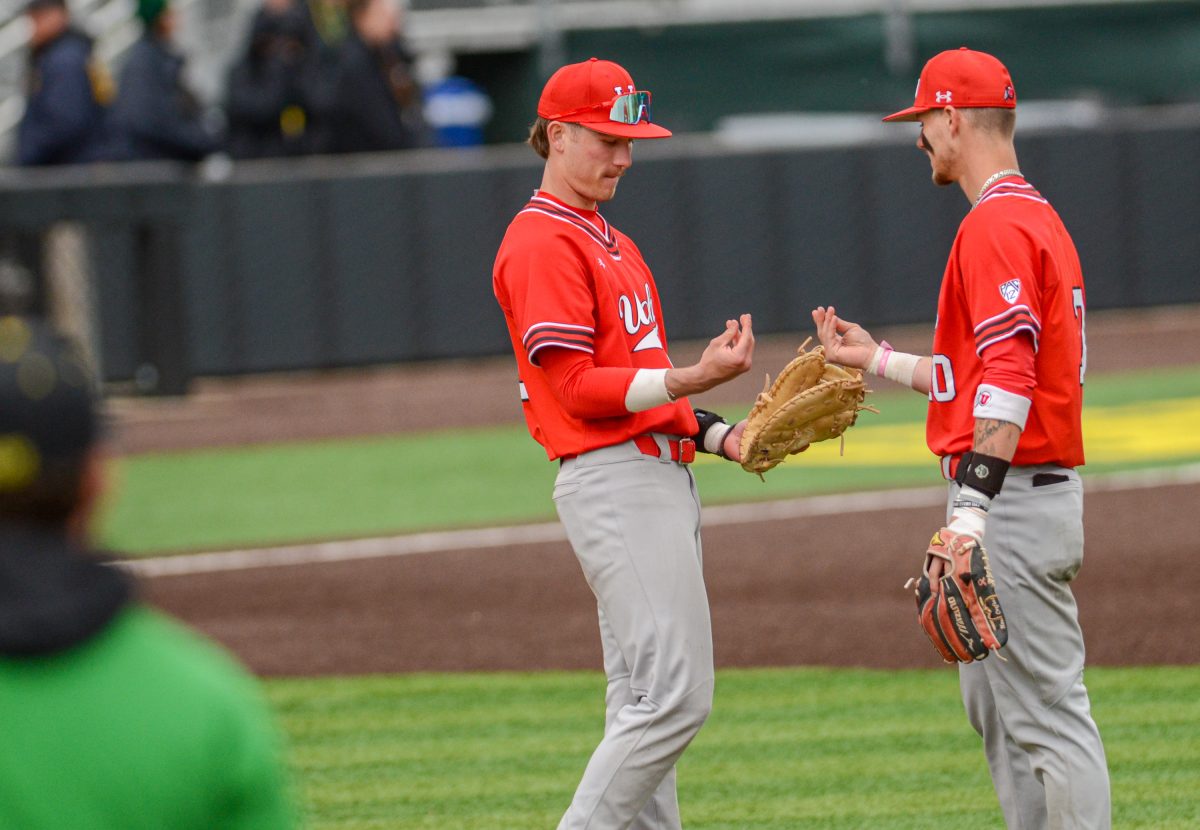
[424,75,493,148]
[304,0,349,52]
[0,316,296,830]
[109,0,221,162]
[295,0,350,154]
[225,0,323,159]
[16,0,113,166]
[329,0,427,154]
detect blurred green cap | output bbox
[136,0,168,25]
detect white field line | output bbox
[120,463,1200,579]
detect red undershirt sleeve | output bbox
[537,347,639,419]
[979,331,1036,399]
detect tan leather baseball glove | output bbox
[739,339,872,476]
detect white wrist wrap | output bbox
[947,507,987,541]
[883,351,921,388]
[704,422,733,456]
[948,485,992,541]
[625,369,672,412]
[869,340,920,388]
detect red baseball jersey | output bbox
[493,191,697,460]
[928,175,1087,468]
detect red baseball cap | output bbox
[537,57,672,139]
[883,47,1016,122]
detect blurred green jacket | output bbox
[0,522,295,829]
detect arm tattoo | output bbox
[974,418,1020,460]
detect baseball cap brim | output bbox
[881,105,929,123]
[579,119,672,139]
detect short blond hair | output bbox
[964,107,1016,138]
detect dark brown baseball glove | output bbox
[908,529,1009,663]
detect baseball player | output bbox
[812,47,1110,828]
[492,58,754,830]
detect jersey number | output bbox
[931,354,956,402]
[1073,286,1088,385]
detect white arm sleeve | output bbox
[973,383,1032,429]
[624,368,672,412]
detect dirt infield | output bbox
[144,481,1198,676]
[122,306,1200,675]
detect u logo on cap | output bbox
[935,90,953,103]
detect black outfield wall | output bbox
[1,112,1198,383]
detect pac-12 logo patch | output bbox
[999,278,1021,304]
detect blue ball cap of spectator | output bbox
[0,316,99,494]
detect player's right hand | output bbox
[701,313,755,382]
[667,314,754,398]
[811,306,877,370]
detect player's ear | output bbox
[548,121,567,154]
[944,105,960,136]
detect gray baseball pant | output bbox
[950,465,1111,830]
[553,436,714,830]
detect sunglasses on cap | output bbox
[607,91,653,125]
[549,91,655,126]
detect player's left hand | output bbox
[722,418,748,462]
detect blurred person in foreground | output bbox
[328,0,426,153]
[0,316,295,829]
[109,0,221,162]
[16,0,114,166]
[225,0,325,159]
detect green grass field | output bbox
[102,365,1200,827]
[101,364,1200,555]
[267,665,1200,829]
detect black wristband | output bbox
[953,450,1010,499]
[691,409,729,457]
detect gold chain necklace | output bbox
[974,168,1023,207]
